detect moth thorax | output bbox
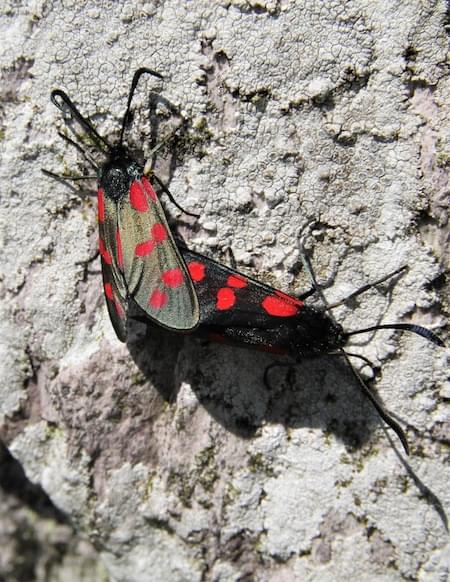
[99,153,142,202]
[297,311,346,356]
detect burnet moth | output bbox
[45,68,199,341]
[46,71,444,453]
[172,245,443,454]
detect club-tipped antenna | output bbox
[51,89,111,151]
[346,323,444,347]
[298,245,417,453]
[118,67,164,147]
[328,266,408,309]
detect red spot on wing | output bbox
[188,261,206,282]
[149,289,168,309]
[99,238,112,265]
[135,224,167,257]
[262,295,299,317]
[141,176,157,202]
[216,287,236,310]
[114,299,125,318]
[135,240,155,257]
[162,268,184,288]
[97,188,105,222]
[116,229,123,270]
[227,274,247,289]
[104,283,125,318]
[130,181,149,212]
[104,282,114,300]
[152,223,167,242]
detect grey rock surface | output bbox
[0,1,448,581]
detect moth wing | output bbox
[100,258,128,341]
[98,189,128,341]
[180,247,305,327]
[117,176,199,331]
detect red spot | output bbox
[188,261,206,282]
[104,282,114,300]
[97,188,105,222]
[99,238,112,265]
[116,229,123,270]
[99,238,106,254]
[152,223,167,242]
[114,299,125,318]
[104,283,125,317]
[162,268,184,288]
[141,176,157,202]
[275,290,304,308]
[130,181,149,212]
[135,239,156,257]
[262,295,299,317]
[216,287,236,310]
[149,289,168,309]
[227,274,247,289]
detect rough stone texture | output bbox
[0,442,109,581]
[0,1,448,581]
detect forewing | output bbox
[98,187,128,341]
[117,176,199,330]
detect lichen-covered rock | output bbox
[0,1,448,581]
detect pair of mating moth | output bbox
[46,68,444,454]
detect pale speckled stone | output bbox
[0,1,448,581]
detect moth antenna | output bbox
[297,246,435,453]
[51,89,111,151]
[340,349,410,455]
[119,67,164,147]
[346,323,444,347]
[328,265,408,308]
[299,248,444,348]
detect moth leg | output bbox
[328,350,375,371]
[41,169,97,182]
[224,247,237,270]
[341,349,409,455]
[143,123,185,168]
[56,131,99,170]
[75,249,100,268]
[151,174,200,219]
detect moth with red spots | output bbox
[47,69,199,341]
[174,246,443,454]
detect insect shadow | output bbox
[126,308,394,453]
[126,313,449,529]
